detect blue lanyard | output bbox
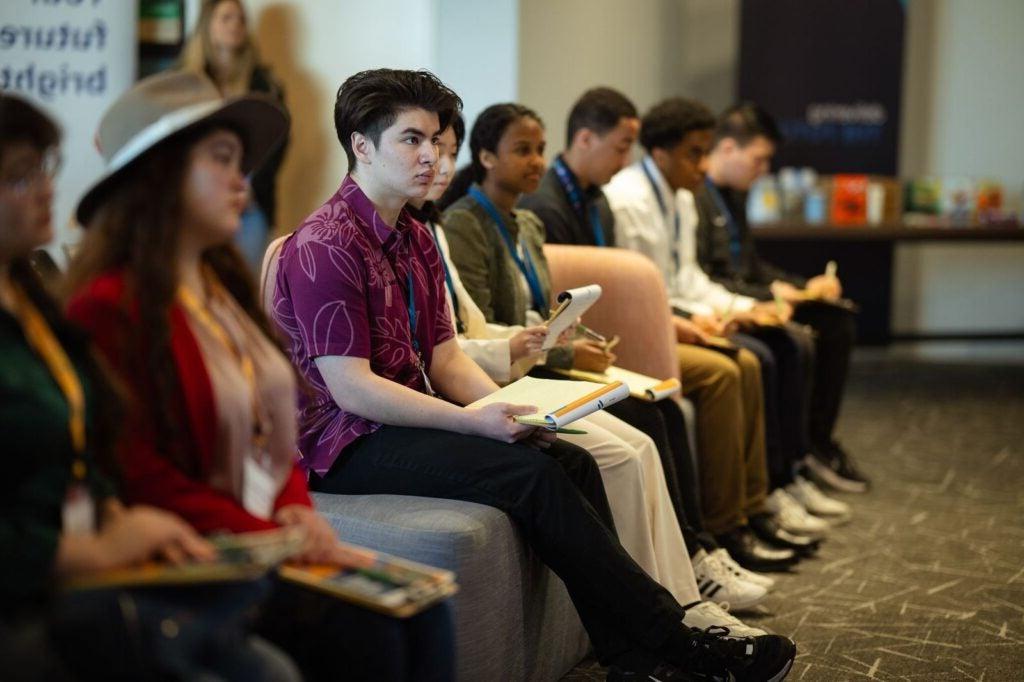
[405,269,420,356]
[704,178,743,267]
[552,156,606,246]
[468,185,548,315]
[640,157,681,274]
[428,222,465,333]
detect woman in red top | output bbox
[64,70,454,682]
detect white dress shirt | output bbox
[604,156,756,317]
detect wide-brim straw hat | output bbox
[75,69,289,226]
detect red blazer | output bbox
[67,269,312,534]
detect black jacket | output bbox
[518,162,616,247]
[694,182,805,301]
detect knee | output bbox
[735,349,761,383]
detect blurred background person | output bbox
[180,0,289,272]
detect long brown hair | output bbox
[179,0,258,97]
[64,124,275,475]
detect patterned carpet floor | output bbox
[564,355,1024,681]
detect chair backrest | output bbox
[543,244,679,382]
[259,234,290,314]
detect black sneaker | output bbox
[827,444,870,490]
[804,448,868,494]
[673,626,796,681]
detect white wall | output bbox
[901,0,1024,196]
[517,0,685,156]
[244,0,437,233]
[433,0,518,165]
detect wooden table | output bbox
[751,223,1023,344]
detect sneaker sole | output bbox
[803,459,869,494]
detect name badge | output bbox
[62,483,96,535]
[243,453,277,520]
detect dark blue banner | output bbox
[738,0,906,175]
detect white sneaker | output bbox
[682,600,767,637]
[764,488,830,539]
[787,475,852,524]
[692,548,768,610]
[712,548,775,590]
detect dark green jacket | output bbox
[0,308,112,618]
[442,187,574,368]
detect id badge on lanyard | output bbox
[405,269,436,397]
[243,449,277,520]
[63,482,96,535]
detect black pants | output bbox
[530,367,707,553]
[310,427,685,664]
[255,578,456,682]
[733,324,815,488]
[605,397,707,552]
[793,301,856,451]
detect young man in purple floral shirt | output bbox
[272,68,795,681]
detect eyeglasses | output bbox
[1,149,62,196]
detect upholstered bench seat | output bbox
[312,492,589,681]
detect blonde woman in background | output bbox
[180,0,289,271]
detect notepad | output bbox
[279,551,458,618]
[542,285,602,351]
[467,375,629,429]
[552,366,681,402]
[64,526,308,591]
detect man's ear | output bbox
[479,149,498,171]
[571,127,594,152]
[716,137,737,156]
[650,146,670,168]
[351,131,374,165]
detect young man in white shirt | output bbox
[605,98,851,542]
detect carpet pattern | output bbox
[563,357,1024,681]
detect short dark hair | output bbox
[565,87,637,148]
[0,93,61,158]
[639,98,715,153]
[450,111,466,152]
[334,68,462,168]
[714,101,782,147]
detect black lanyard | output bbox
[704,178,743,267]
[552,156,606,246]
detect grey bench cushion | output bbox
[312,492,589,681]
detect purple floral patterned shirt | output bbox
[272,176,454,475]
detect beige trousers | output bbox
[562,409,700,606]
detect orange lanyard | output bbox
[177,271,268,449]
[10,284,88,481]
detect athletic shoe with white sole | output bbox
[764,489,830,539]
[786,475,851,524]
[682,600,767,638]
[692,549,768,610]
[803,449,869,494]
[712,548,775,591]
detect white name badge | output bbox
[242,454,277,520]
[62,483,96,535]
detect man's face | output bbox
[655,128,713,192]
[717,135,774,190]
[581,116,640,186]
[356,108,440,201]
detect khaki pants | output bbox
[676,344,769,534]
